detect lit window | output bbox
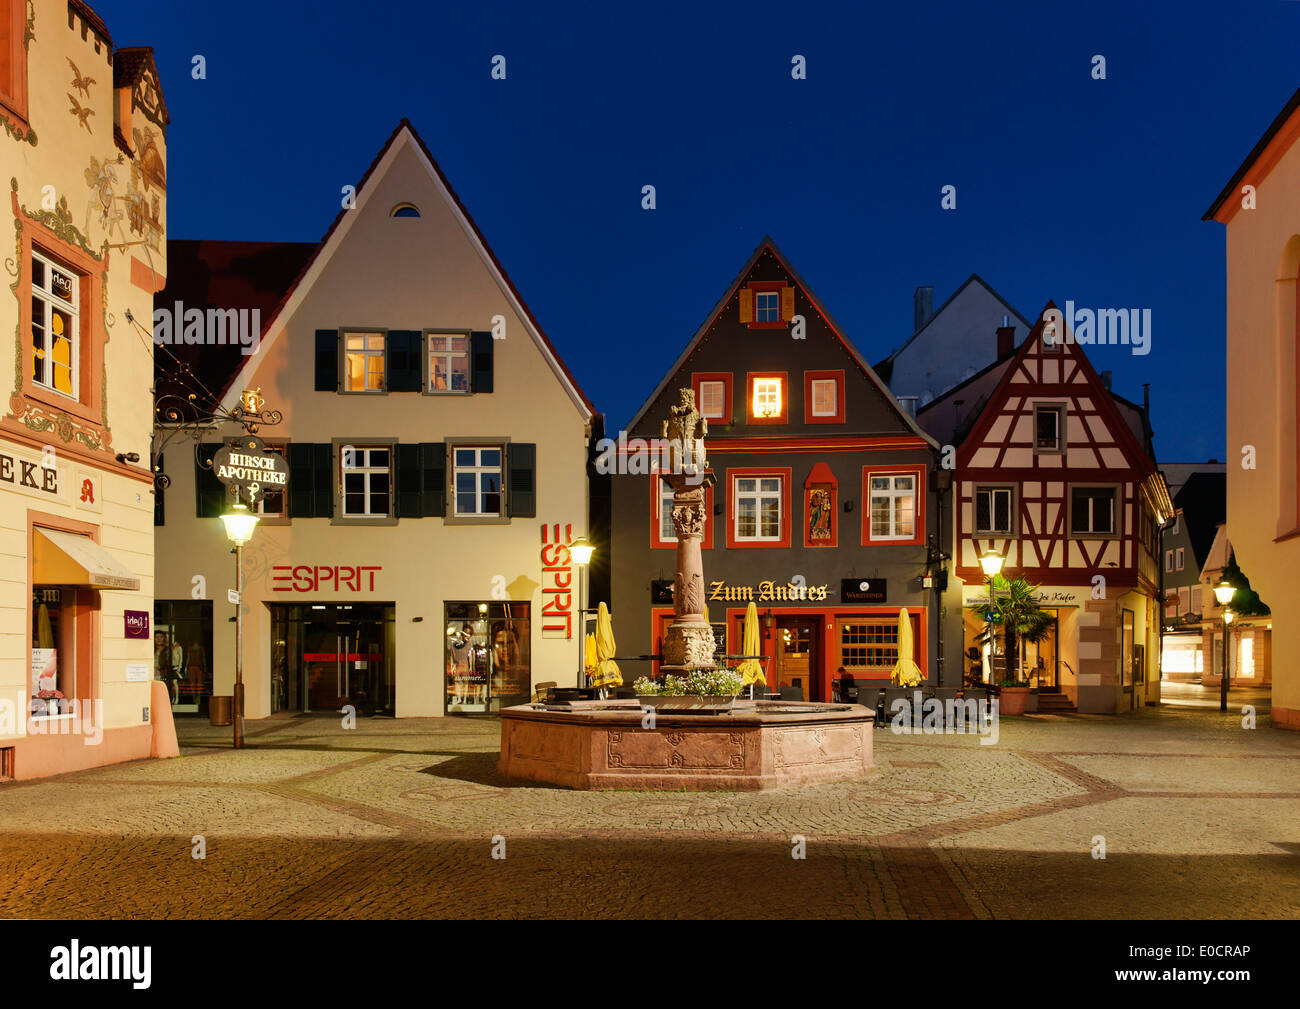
[429,334,470,393]
[810,378,837,417]
[1035,406,1062,451]
[753,377,782,419]
[256,446,286,517]
[343,332,386,392]
[341,446,391,517]
[735,476,782,541]
[755,291,779,322]
[453,446,503,517]
[1071,486,1115,535]
[870,474,916,540]
[974,487,1013,535]
[839,619,899,670]
[31,250,79,399]
[698,380,725,419]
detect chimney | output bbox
[996,325,1015,358]
[1100,371,1113,390]
[913,286,934,332]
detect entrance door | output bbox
[775,618,818,701]
[1024,609,1060,691]
[273,604,395,715]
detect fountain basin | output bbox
[498,699,873,791]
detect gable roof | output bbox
[877,272,1032,372]
[1204,84,1300,223]
[1173,471,1226,567]
[955,302,1168,513]
[214,120,595,419]
[625,236,936,445]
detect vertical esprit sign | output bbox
[540,523,573,639]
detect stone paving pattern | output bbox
[1,698,1297,919]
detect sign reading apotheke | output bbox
[0,448,59,498]
[212,435,287,505]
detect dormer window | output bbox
[1035,405,1063,452]
[391,203,421,218]
[755,291,779,323]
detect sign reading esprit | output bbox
[271,565,381,592]
[212,434,288,505]
[540,523,573,639]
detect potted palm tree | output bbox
[971,575,1050,716]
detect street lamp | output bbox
[571,537,594,689]
[220,497,260,748]
[979,550,1004,685]
[1213,579,1236,713]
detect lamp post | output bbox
[571,537,594,688]
[1213,579,1236,713]
[979,550,1004,685]
[220,496,259,748]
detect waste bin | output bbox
[209,695,233,726]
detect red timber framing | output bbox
[953,304,1167,587]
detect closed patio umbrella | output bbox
[37,603,54,649]
[593,602,622,690]
[891,608,923,687]
[584,632,598,682]
[736,601,765,690]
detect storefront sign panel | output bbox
[961,584,1094,608]
[124,609,150,638]
[706,580,828,603]
[841,579,886,603]
[540,523,574,638]
[212,435,289,506]
[271,565,381,592]
[0,447,62,503]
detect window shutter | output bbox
[387,330,422,391]
[395,443,422,517]
[420,443,447,517]
[287,443,315,517]
[507,442,536,518]
[315,330,339,391]
[313,443,334,518]
[194,443,226,518]
[781,286,795,321]
[470,331,494,393]
[738,288,753,324]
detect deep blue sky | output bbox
[100,0,1298,462]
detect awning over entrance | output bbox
[33,528,141,591]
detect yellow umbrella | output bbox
[736,601,765,687]
[593,602,622,688]
[37,603,54,649]
[891,608,923,686]
[583,632,598,679]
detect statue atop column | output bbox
[659,388,717,674]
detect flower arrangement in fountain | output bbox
[634,669,743,698]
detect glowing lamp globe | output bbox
[1213,580,1236,607]
[979,550,1004,578]
[220,501,260,546]
[571,538,595,566]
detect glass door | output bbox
[1025,609,1060,690]
[272,604,396,715]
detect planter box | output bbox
[637,695,737,712]
[999,686,1030,716]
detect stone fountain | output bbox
[497,388,874,791]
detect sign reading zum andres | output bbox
[212,435,288,505]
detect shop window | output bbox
[445,601,531,713]
[867,472,918,542]
[30,249,80,400]
[691,372,732,424]
[155,600,214,714]
[838,618,899,673]
[340,445,392,517]
[1070,485,1116,535]
[428,333,470,393]
[1035,405,1063,452]
[974,486,1014,535]
[734,475,783,542]
[452,445,503,517]
[343,331,386,392]
[30,587,72,717]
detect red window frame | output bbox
[804,369,845,424]
[726,466,792,549]
[747,281,787,330]
[691,371,733,425]
[650,469,714,550]
[746,371,788,425]
[861,464,926,546]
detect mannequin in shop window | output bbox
[155,631,182,704]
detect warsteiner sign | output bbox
[212,435,288,505]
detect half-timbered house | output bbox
[918,305,1173,714]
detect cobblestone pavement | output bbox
[1,704,1298,919]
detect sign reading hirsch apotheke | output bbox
[212,435,288,505]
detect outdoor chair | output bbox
[837,673,859,703]
[778,685,804,701]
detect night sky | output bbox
[98,0,1299,462]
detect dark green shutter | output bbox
[315,330,339,391]
[507,442,536,518]
[153,454,165,527]
[471,331,494,393]
[313,443,334,518]
[287,443,314,517]
[194,443,226,517]
[395,444,422,517]
[420,443,446,517]
[388,330,422,391]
